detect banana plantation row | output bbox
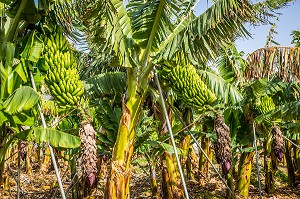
[0,0,300,198]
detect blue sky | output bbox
[195,0,300,55]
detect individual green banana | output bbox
[53,82,62,94]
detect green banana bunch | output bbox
[43,26,69,53]
[160,64,216,108]
[254,95,275,125]
[43,26,84,108]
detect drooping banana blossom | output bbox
[214,115,232,174]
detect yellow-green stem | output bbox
[264,132,275,194]
[25,143,32,175]
[186,146,196,180]
[199,136,211,178]
[294,139,300,173]
[226,173,234,199]
[236,151,254,198]
[161,152,184,199]
[105,93,144,199]
[40,146,51,174]
[150,164,159,198]
[180,135,190,168]
[285,141,296,187]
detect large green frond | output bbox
[216,44,246,84]
[255,100,300,124]
[77,1,134,67]
[96,101,121,141]
[198,70,243,105]
[83,72,126,99]
[128,0,192,52]
[155,0,254,65]
[243,78,288,99]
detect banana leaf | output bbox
[3,86,39,115]
[17,127,81,149]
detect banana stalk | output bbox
[149,163,159,199]
[105,94,144,199]
[179,108,195,180]
[285,141,296,187]
[293,139,300,173]
[198,126,211,179]
[160,109,184,199]
[236,151,254,197]
[264,131,276,194]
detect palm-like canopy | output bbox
[77,0,255,71]
[71,1,286,198]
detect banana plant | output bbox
[73,1,259,197]
[244,43,300,194]
[49,0,296,197]
[199,44,261,197]
[196,44,246,197]
[255,80,300,188]
[0,1,82,188]
[210,39,300,196]
[83,72,126,155]
[0,8,42,177]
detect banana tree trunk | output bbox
[180,135,190,176]
[35,144,41,164]
[294,139,300,173]
[236,151,254,198]
[25,142,33,175]
[160,109,184,199]
[0,126,10,183]
[40,145,51,173]
[4,170,10,194]
[104,94,144,199]
[179,108,192,179]
[161,152,184,199]
[186,146,197,180]
[198,137,210,177]
[70,150,79,199]
[149,163,159,198]
[99,155,108,179]
[285,141,296,187]
[264,132,275,194]
[226,173,234,199]
[4,145,12,194]
[198,135,211,179]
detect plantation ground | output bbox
[1,155,300,199]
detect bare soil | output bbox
[1,157,300,198]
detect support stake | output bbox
[162,91,236,198]
[17,143,21,199]
[154,68,190,199]
[252,120,263,199]
[29,71,66,199]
